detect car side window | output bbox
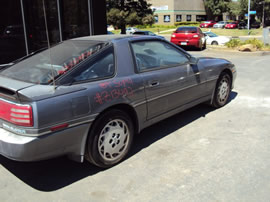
[131,41,189,72]
[60,46,115,84]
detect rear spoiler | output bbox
[0,86,32,102]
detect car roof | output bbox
[71,34,161,43]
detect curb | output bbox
[206,46,270,56]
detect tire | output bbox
[85,109,134,168]
[212,72,232,108]
[198,40,204,51]
[203,42,207,49]
[211,41,218,45]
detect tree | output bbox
[237,0,270,24]
[106,0,153,34]
[203,0,231,20]
[142,15,155,26]
[227,1,241,18]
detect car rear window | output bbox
[0,40,107,84]
[176,27,197,33]
[133,32,145,35]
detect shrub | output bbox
[225,39,243,48]
[174,21,200,27]
[153,24,176,29]
[244,38,264,50]
[226,38,264,50]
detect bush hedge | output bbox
[226,38,264,50]
[174,21,200,27]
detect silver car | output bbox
[0,35,236,168]
[213,21,228,28]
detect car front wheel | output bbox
[85,109,134,168]
[212,72,231,108]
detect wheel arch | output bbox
[91,103,140,135]
[221,68,233,88]
[210,68,233,105]
[84,103,139,166]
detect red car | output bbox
[225,22,238,29]
[200,21,216,28]
[170,26,206,50]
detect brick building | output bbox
[148,0,207,25]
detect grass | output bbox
[111,25,263,36]
[111,27,172,34]
[157,27,262,36]
[201,28,262,36]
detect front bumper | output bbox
[231,67,237,89]
[0,123,91,162]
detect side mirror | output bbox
[189,56,198,65]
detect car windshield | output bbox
[176,27,197,33]
[204,21,211,24]
[229,22,237,24]
[0,40,107,84]
[205,32,218,37]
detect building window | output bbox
[164,15,170,23]
[176,15,182,22]
[186,15,192,21]
[155,15,158,23]
[196,15,207,22]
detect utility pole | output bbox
[262,1,265,28]
[247,0,251,31]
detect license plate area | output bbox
[180,42,187,45]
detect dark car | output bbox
[133,30,165,39]
[238,21,261,29]
[250,21,261,29]
[170,26,206,50]
[0,35,236,168]
[238,21,247,29]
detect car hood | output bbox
[0,76,86,102]
[198,57,231,66]
[213,36,230,40]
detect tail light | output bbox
[171,34,176,38]
[0,99,33,127]
[193,35,199,38]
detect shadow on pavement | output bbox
[0,92,238,192]
[129,91,237,158]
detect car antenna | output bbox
[42,0,56,90]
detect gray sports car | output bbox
[0,35,236,168]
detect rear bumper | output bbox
[0,123,91,162]
[170,38,200,47]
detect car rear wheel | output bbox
[85,109,134,168]
[203,42,207,49]
[212,72,231,108]
[211,41,218,45]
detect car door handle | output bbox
[177,77,185,81]
[149,81,160,87]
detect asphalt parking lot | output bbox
[1,49,270,202]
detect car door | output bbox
[130,40,206,120]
